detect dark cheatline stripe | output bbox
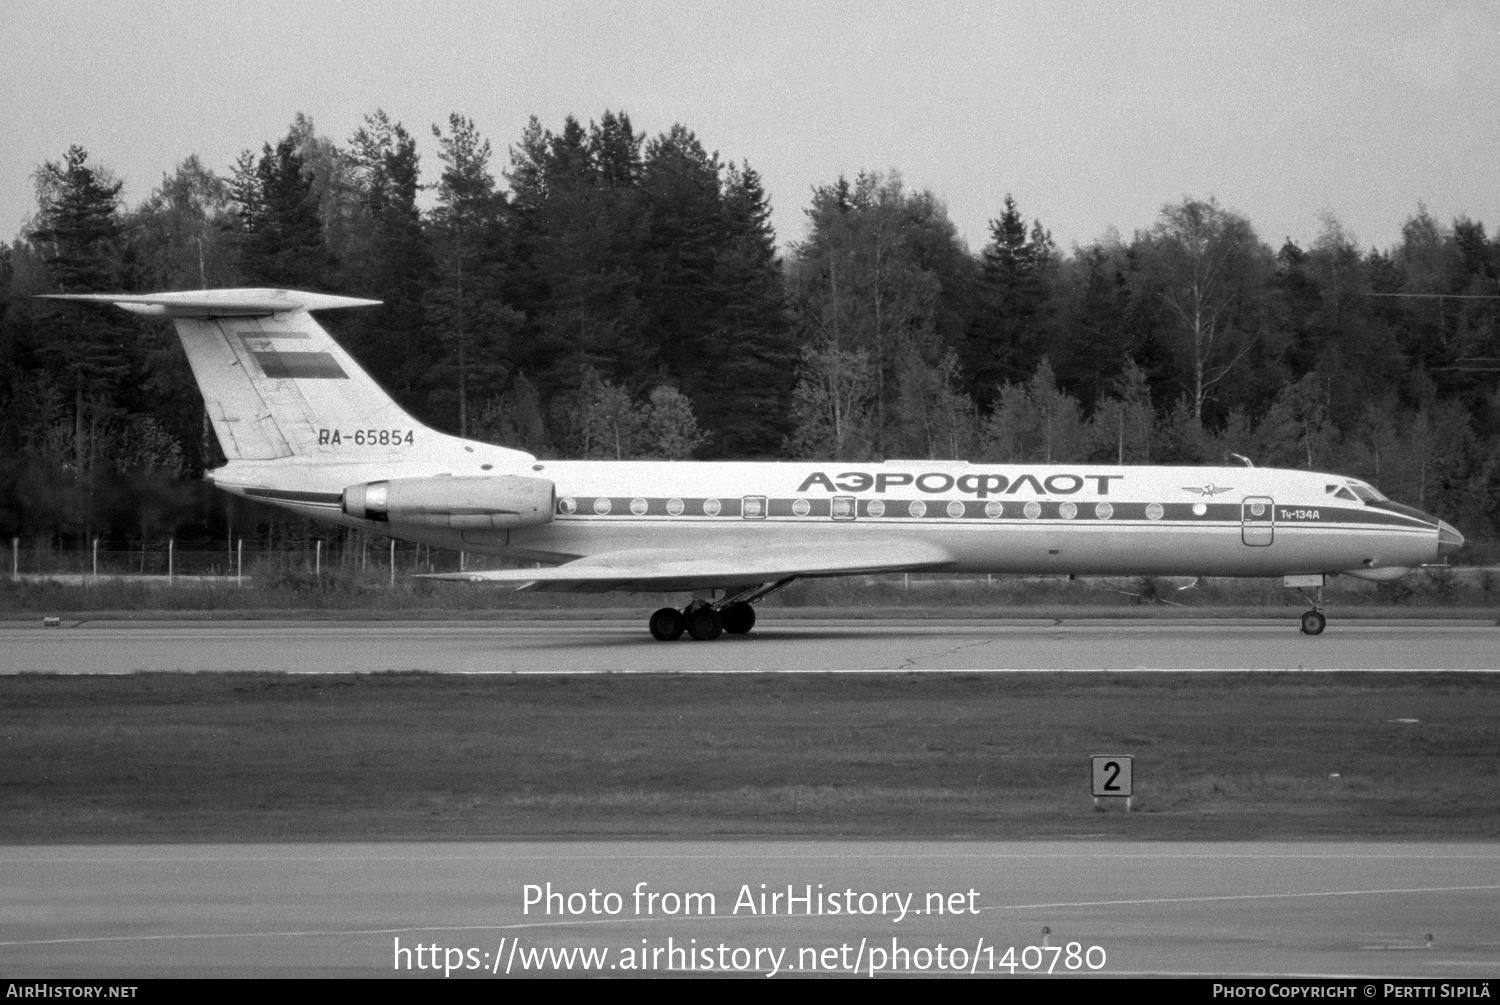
[244,487,344,504]
[550,497,1432,531]
[251,351,348,379]
[1364,500,1440,526]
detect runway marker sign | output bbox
[1091,754,1133,812]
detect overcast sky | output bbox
[4,0,1498,259]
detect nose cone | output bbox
[1437,520,1465,557]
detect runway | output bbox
[2,841,1497,978]
[1,617,1496,673]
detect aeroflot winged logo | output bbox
[1180,483,1234,497]
[795,471,1124,497]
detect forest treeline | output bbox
[2,110,1498,550]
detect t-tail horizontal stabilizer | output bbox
[40,289,381,317]
[41,287,541,467]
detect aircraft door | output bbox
[1241,496,1274,546]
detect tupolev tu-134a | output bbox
[48,288,1465,639]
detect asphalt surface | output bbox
[2,841,1496,978]
[0,618,1497,673]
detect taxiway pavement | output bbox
[0,618,1496,674]
[2,841,1496,978]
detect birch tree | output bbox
[1147,198,1269,422]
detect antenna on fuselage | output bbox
[1228,453,1254,467]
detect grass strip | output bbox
[3,672,1498,842]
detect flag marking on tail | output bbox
[236,329,349,380]
[251,351,349,380]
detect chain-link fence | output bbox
[3,536,514,585]
[5,537,1496,611]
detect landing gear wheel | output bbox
[721,602,756,635]
[1300,610,1326,636]
[685,607,724,641]
[649,607,685,641]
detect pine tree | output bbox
[504,112,793,458]
[639,139,795,457]
[29,146,125,292]
[230,134,335,288]
[26,146,143,539]
[637,125,726,386]
[1053,243,1134,409]
[505,113,645,393]
[700,163,797,457]
[962,194,1056,407]
[1292,218,1405,433]
[28,146,137,427]
[342,111,435,403]
[426,114,515,435]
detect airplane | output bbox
[47,288,1465,639]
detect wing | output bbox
[420,540,955,593]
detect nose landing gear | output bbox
[1299,609,1326,636]
[1286,575,1328,635]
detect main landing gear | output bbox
[647,579,790,641]
[649,601,757,641]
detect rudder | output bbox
[175,308,421,460]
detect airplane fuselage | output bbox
[211,454,1452,581]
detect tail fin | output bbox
[43,289,528,465]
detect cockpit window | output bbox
[1346,482,1387,502]
[1334,487,1358,501]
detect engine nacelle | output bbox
[342,475,555,530]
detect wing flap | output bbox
[421,540,955,593]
